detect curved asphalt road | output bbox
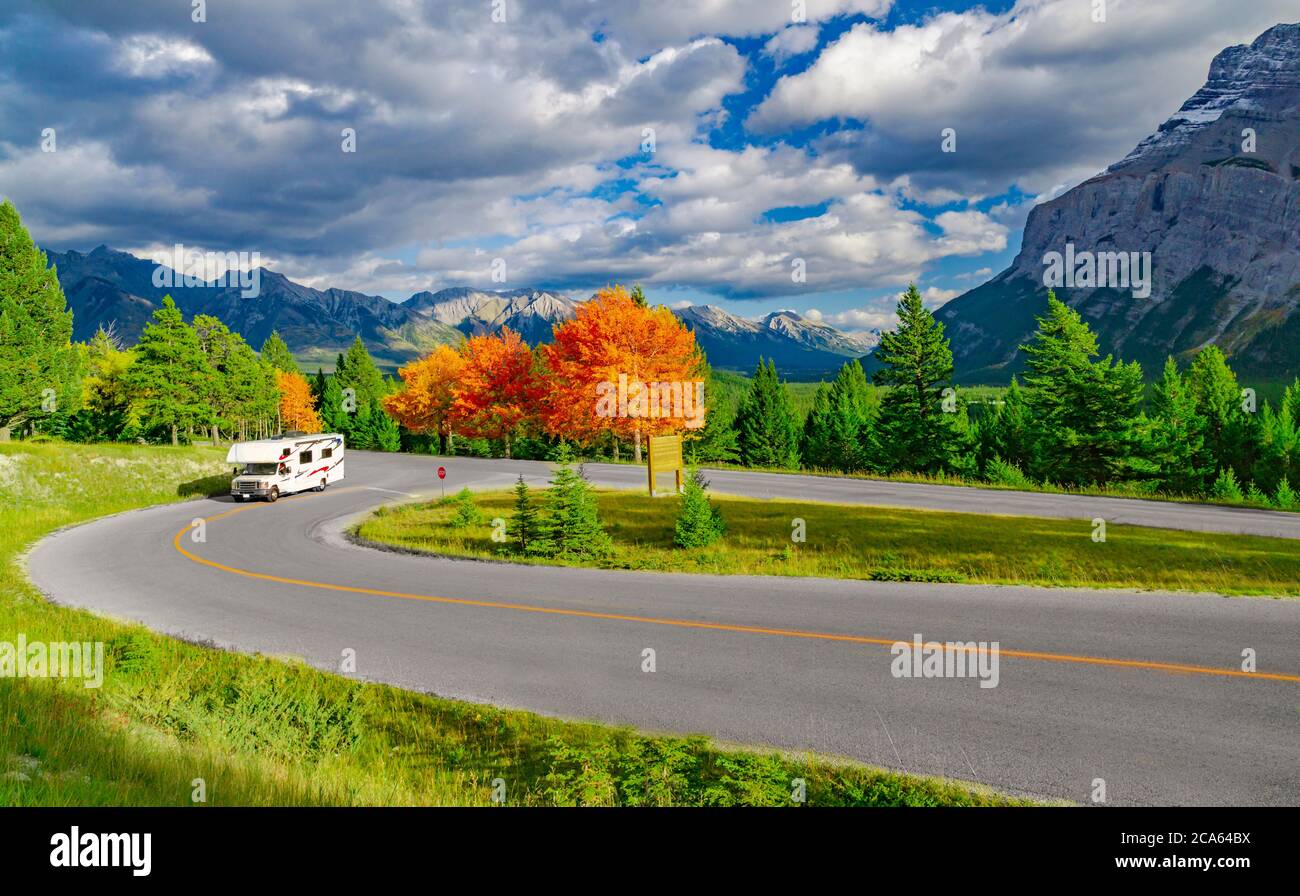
[27,452,1300,806]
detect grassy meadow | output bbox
[0,440,1023,806]
[358,488,1300,596]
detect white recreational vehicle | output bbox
[226,433,345,502]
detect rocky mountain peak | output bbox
[1113,22,1300,172]
[936,22,1300,383]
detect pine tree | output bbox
[347,404,375,449]
[734,359,799,468]
[684,365,739,464]
[1018,294,1144,485]
[1185,346,1252,491]
[674,469,725,548]
[1210,467,1244,502]
[318,373,347,433]
[336,336,385,414]
[368,407,401,451]
[0,199,78,439]
[871,284,958,474]
[979,377,1034,473]
[223,340,277,440]
[537,460,611,559]
[1145,356,1204,494]
[1283,378,1300,427]
[192,314,244,442]
[260,330,297,374]
[1249,401,1297,495]
[800,384,834,470]
[447,487,485,528]
[1274,476,1295,510]
[802,359,876,472]
[509,474,541,553]
[311,369,327,405]
[126,296,215,445]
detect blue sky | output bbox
[1,0,1292,332]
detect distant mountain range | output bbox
[938,22,1300,383]
[45,247,877,376]
[674,304,878,374]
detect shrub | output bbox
[674,470,726,549]
[1275,477,1296,510]
[447,487,484,528]
[1210,467,1244,503]
[984,456,1032,488]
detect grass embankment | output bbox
[0,441,1019,806]
[359,489,1300,596]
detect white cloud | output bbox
[764,26,820,65]
[922,286,960,305]
[591,0,893,57]
[112,34,214,78]
[816,307,897,332]
[750,0,1300,195]
[8,0,1281,308]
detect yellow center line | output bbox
[172,496,1300,685]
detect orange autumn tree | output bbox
[542,284,704,461]
[276,369,323,433]
[384,344,465,453]
[450,327,539,457]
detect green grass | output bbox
[0,441,1023,806]
[358,489,1300,596]
[595,453,1300,516]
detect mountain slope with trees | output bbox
[938,23,1300,384]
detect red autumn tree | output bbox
[450,327,539,457]
[384,344,465,453]
[542,285,704,460]
[276,369,323,433]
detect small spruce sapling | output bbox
[674,469,725,548]
[447,487,485,528]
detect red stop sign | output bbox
[437,466,446,480]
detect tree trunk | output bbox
[634,428,642,463]
[503,433,511,459]
[170,424,178,447]
[0,426,9,443]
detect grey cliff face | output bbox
[938,23,1300,383]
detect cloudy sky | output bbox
[1,0,1294,330]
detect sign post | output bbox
[437,465,446,499]
[647,434,684,497]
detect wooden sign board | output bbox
[647,434,684,496]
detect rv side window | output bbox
[322,448,333,459]
[300,450,313,464]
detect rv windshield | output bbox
[241,463,278,476]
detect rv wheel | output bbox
[233,494,245,503]
[317,478,327,492]
[267,486,279,503]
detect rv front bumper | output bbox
[232,482,274,497]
